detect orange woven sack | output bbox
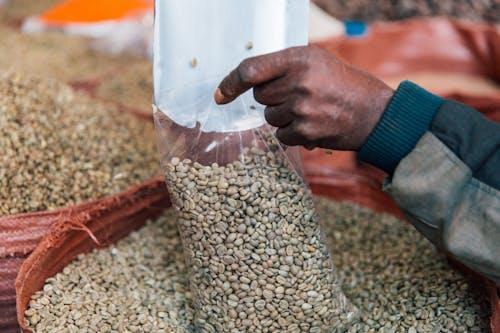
[22,0,154,56]
[315,17,500,120]
[35,0,153,24]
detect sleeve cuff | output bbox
[358,80,444,174]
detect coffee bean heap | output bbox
[0,0,59,23]
[0,25,139,83]
[97,61,153,113]
[313,0,499,23]
[0,73,158,215]
[317,200,491,333]
[165,140,356,333]
[25,199,490,333]
[25,210,194,333]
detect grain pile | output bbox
[0,0,59,23]
[313,0,499,23]
[165,140,356,332]
[25,199,490,332]
[317,200,491,333]
[25,210,193,333]
[97,61,153,113]
[0,73,158,216]
[0,25,138,83]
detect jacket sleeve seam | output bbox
[469,177,500,199]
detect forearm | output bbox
[359,81,500,283]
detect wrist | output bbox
[358,81,444,174]
[357,84,395,150]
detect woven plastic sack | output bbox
[0,177,167,333]
[14,177,169,333]
[315,18,500,105]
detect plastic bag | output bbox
[153,1,357,331]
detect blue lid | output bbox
[344,20,367,37]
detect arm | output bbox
[360,81,500,283]
[215,46,500,283]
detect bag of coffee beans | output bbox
[154,103,358,332]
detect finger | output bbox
[253,76,291,106]
[264,104,294,128]
[214,50,291,105]
[275,123,303,146]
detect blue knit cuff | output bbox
[359,81,444,174]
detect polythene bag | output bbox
[154,93,358,333]
[153,1,357,332]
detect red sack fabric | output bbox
[15,179,169,333]
[0,177,168,333]
[0,257,24,332]
[316,17,500,84]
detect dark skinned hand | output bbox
[214,46,394,151]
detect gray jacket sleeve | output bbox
[359,81,500,284]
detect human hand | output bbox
[214,46,394,151]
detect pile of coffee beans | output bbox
[0,25,139,83]
[313,0,499,23]
[0,0,59,23]
[0,73,158,215]
[319,200,490,333]
[97,61,153,113]
[25,198,490,332]
[25,210,194,333]
[164,140,356,332]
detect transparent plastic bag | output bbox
[154,84,357,333]
[153,1,357,331]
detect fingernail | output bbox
[214,88,226,104]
